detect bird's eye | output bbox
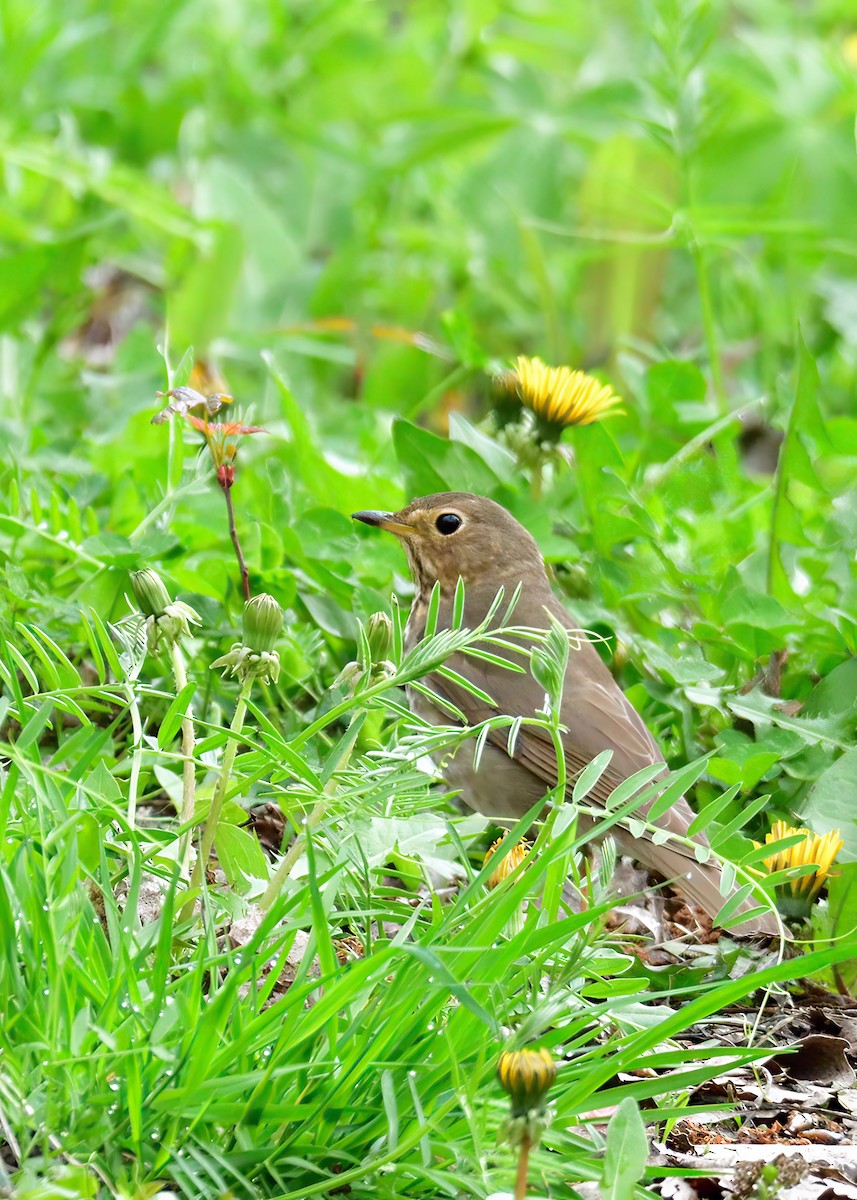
[435,513,462,535]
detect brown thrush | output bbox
[353,491,774,936]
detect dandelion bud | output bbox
[366,612,393,663]
[484,837,530,889]
[242,594,284,654]
[131,569,172,618]
[130,570,200,655]
[497,1048,557,1118]
[212,594,283,684]
[332,661,363,695]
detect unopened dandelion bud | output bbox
[497,1048,557,1118]
[211,595,283,684]
[130,570,200,654]
[366,612,393,663]
[131,569,172,618]
[242,594,284,654]
[369,658,396,684]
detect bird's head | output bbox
[352,492,545,594]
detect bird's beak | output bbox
[352,510,414,536]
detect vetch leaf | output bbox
[572,749,614,803]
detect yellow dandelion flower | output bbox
[759,821,843,898]
[497,1048,557,1117]
[514,355,623,430]
[484,836,530,889]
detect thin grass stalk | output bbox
[168,641,197,872]
[124,684,144,827]
[259,711,364,911]
[181,675,253,921]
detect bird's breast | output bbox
[403,592,430,653]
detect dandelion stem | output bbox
[181,676,252,921]
[168,641,197,873]
[222,484,251,601]
[515,1133,531,1200]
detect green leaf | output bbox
[802,659,857,724]
[647,756,710,823]
[15,700,54,751]
[646,360,706,410]
[83,761,123,805]
[447,413,518,479]
[801,748,857,860]
[392,417,503,496]
[767,332,829,602]
[601,1097,648,1200]
[712,884,755,928]
[167,222,243,349]
[157,682,197,749]
[214,823,269,889]
[572,749,614,803]
[827,863,857,990]
[0,239,85,329]
[727,693,851,752]
[720,585,797,633]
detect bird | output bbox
[352,491,774,936]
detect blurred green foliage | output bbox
[2,0,855,826]
[2,0,857,1194]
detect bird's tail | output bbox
[612,828,779,938]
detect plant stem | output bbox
[222,484,250,601]
[181,676,252,922]
[258,795,331,912]
[125,685,143,827]
[685,196,740,494]
[515,1133,531,1200]
[259,712,364,911]
[167,412,184,494]
[168,641,197,873]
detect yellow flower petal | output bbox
[484,836,530,889]
[762,822,842,897]
[514,355,623,429]
[497,1048,557,1116]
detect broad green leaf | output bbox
[393,417,503,496]
[215,823,269,889]
[801,748,857,860]
[767,333,829,602]
[601,1097,648,1200]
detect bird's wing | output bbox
[425,649,703,856]
[426,647,642,798]
[418,591,702,850]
